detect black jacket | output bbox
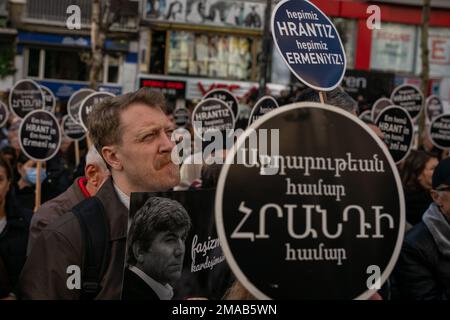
[404,187,433,226]
[393,205,450,300]
[121,268,159,300]
[0,194,32,298]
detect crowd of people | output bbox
[0,86,449,300]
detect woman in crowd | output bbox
[0,155,32,299]
[401,150,439,227]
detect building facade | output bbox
[7,0,140,108]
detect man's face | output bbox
[113,104,180,192]
[140,229,186,285]
[432,185,450,219]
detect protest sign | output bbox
[0,101,9,128]
[9,79,44,119]
[391,84,424,121]
[19,109,61,210]
[429,114,450,149]
[215,102,404,299]
[79,92,115,131]
[375,106,414,164]
[128,190,232,300]
[204,89,239,121]
[40,85,56,113]
[272,0,346,91]
[358,110,372,122]
[192,98,235,141]
[248,96,279,126]
[174,107,190,128]
[67,89,95,124]
[371,98,392,122]
[425,95,444,122]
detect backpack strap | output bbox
[72,197,111,300]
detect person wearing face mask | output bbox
[0,155,32,299]
[15,154,47,211]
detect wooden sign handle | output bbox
[86,135,93,150]
[34,161,42,212]
[74,140,80,167]
[319,91,326,104]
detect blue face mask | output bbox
[24,168,47,185]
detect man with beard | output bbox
[20,88,180,299]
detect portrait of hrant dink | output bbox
[122,197,191,300]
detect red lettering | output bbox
[431,39,446,61]
[142,80,165,88]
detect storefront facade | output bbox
[311,0,450,104]
[10,0,139,106]
[138,0,272,110]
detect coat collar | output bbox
[96,176,128,241]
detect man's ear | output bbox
[85,164,98,186]
[431,190,441,205]
[132,242,144,264]
[102,146,122,171]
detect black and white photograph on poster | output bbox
[40,85,56,114]
[429,114,450,149]
[371,98,393,122]
[79,92,115,131]
[203,89,239,121]
[124,190,233,300]
[215,102,405,300]
[9,79,44,119]
[67,88,95,124]
[144,0,265,29]
[192,98,235,141]
[425,95,444,122]
[248,96,279,127]
[18,109,61,162]
[145,0,186,20]
[173,107,190,128]
[271,0,346,91]
[61,115,86,141]
[358,110,372,123]
[375,106,414,164]
[0,101,9,128]
[390,84,424,121]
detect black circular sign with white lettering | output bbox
[0,101,9,128]
[67,89,95,124]
[358,110,372,123]
[79,92,115,131]
[425,95,444,122]
[192,98,235,141]
[429,114,450,149]
[391,84,423,121]
[62,115,86,141]
[371,98,392,122]
[248,96,279,127]
[203,89,239,121]
[375,106,414,164]
[174,107,190,128]
[19,110,61,162]
[215,103,405,300]
[9,79,44,119]
[40,85,56,113]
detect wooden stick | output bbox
[319,91,326,104]
[75,140,80,167]
[34,161,42,212]
[86,135,92,150]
